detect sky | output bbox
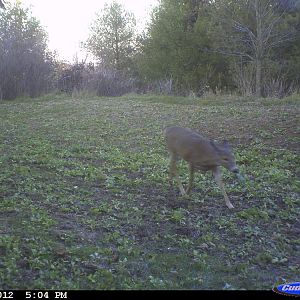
[17,0,159,62]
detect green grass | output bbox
[0,93,299,290]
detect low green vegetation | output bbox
[0,94,299,289]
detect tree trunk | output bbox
[255,58,262,97]
[255,0,263,97]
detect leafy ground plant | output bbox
[0,94,299,289]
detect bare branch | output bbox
[203,47,254,61]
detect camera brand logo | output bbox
[273,282,300,297]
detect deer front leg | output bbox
[186,163,194,195]
[169,154,186,196]
[213,167,234,209]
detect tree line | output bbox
[0,0,299,100]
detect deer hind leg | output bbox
[213,167,234,209]
[186,163,194,195]
[169,153,186,196]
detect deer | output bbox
[164,126,242,209]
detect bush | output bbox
[56,62,136,97]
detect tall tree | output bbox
[0,2,54,99]
[138,0,229,94]
[84,1,136,71]
[212,0,296,97]
[274,0,300,87]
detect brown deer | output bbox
[164,126,241,209]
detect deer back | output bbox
[165,126,222,168]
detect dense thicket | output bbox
[0,0,299,100]
[137,0,300,97]
[136,0,229,95]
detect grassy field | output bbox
[0,93,299,290]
